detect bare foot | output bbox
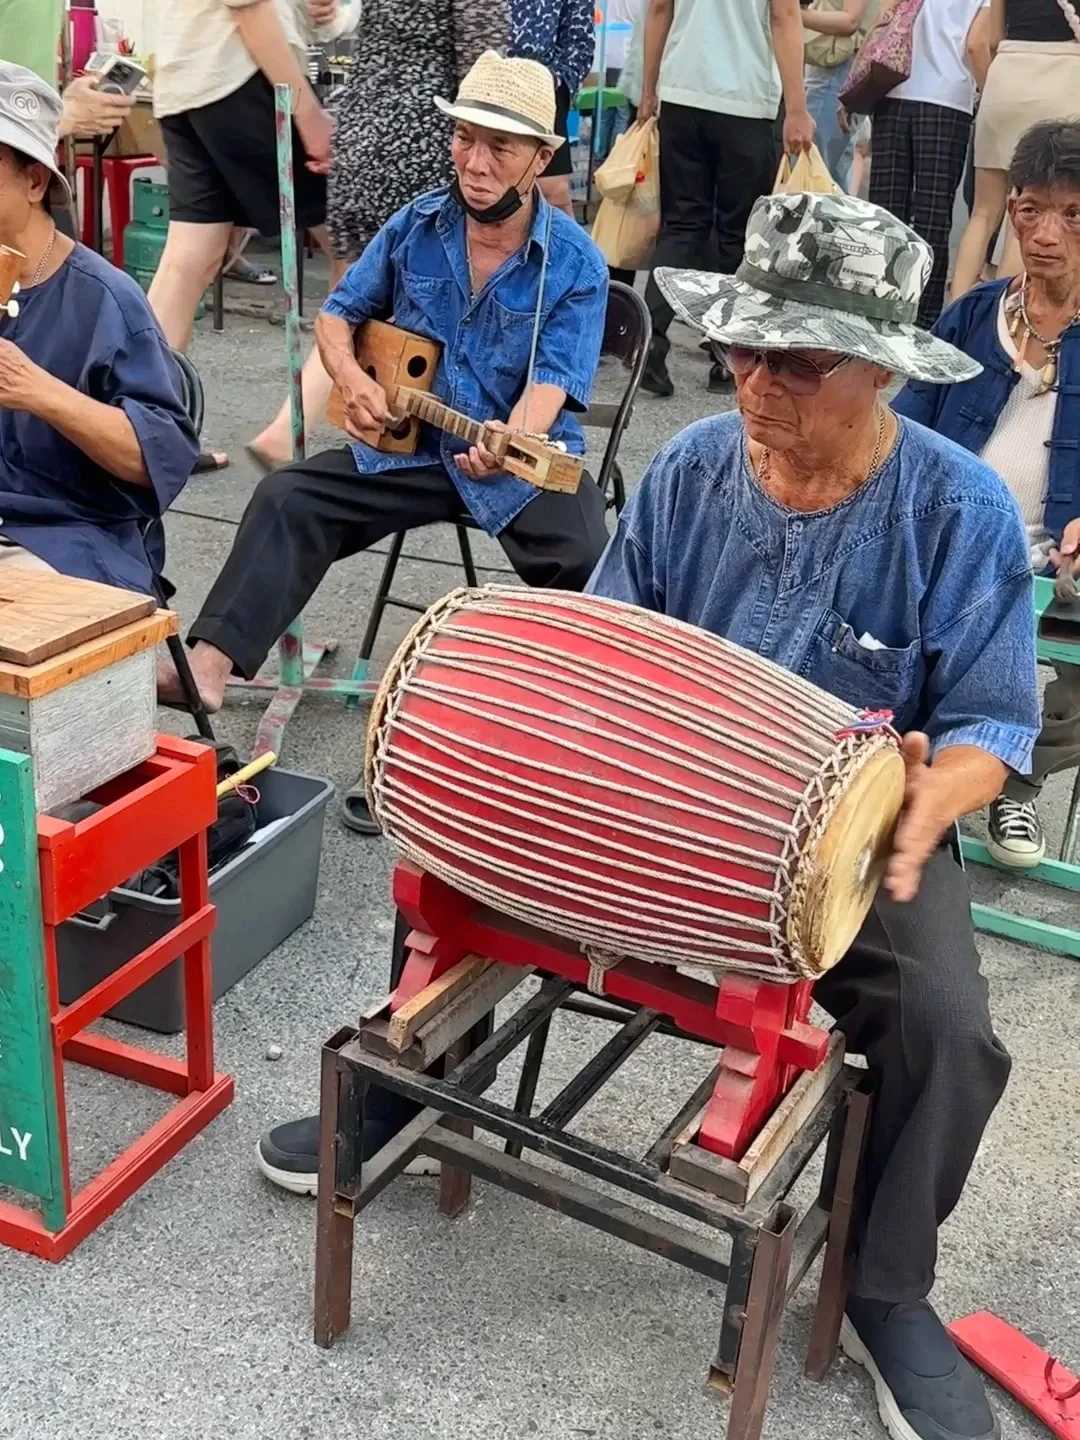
[245,436,289,475]
[156,642,232,713]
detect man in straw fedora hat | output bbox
[159,52,610,728]
[586,189,1040,1440]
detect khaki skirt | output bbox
[975,39,1080,170]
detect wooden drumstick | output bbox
[216,750,277,797]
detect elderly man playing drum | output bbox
[594,191,1038,1440]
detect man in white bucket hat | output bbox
[163,52,610,747]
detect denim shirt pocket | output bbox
[392,269,451,339]
[798,608,922,716]
[480,296,539,386]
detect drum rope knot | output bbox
[583,945,624,995]
[834,709,898,741]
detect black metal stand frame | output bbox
[313,979,872,1440]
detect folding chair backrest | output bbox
[145,348,216,738]
[171,347,205,438]
[580,281,652,511]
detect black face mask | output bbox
[451,150,538,225]
[451,175,525,224]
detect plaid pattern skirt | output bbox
[869,98,972,328]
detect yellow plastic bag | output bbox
[591,119,661,271]
[773,143,843,195]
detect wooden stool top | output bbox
[0,572,176,699]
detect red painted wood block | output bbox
[384,860,831,1163]
[950,1312,1080,1440]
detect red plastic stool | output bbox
[75,152,160,268]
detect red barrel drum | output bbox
[366,587,905,981]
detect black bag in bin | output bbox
[125,741,258,898]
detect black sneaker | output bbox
[986,795,1045,868]
[842,1297,1000,1440]
[639,352,674,397]
[255,1102,439,1197]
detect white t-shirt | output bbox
[600,0,644,73]
[658,0,780,119]
[153,0,315,120]
[980,294,1056,570]
[890,0,989,114]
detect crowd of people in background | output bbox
[7,0,1079,407]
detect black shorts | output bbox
[159,72,327,236]
[546,79,573,178]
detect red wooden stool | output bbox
[0,735,234,1261]
[76,152,159,268]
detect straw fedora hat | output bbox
[435,50,564,149]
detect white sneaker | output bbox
[986,796,1045,869]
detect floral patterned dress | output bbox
[327,0,507,259]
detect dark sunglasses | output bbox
[722,345,853,394]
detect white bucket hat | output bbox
[0,63,73,204]
[435,50,564,150]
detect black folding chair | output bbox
[351,280,652,669]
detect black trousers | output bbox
[813,847,1010,1300]
[189,448,610,678]
[644,102,780,359]
[868,98,972,329]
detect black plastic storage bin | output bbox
[57,767,333,1033]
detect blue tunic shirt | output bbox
[0,244,197,593]
[322,186,608,536]
[588,412,1040,772]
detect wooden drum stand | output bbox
[313,862,871,1440]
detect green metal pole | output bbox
[275,82,307,690]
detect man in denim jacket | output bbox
[598,192,1036,1440]
[161,54,609,716]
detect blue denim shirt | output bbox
[510,0,596,94]
[894,278,1080,545]
[588,412,1039,772]
[322,187,608,535]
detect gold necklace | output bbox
[27,224,57,289]
[757,406,889,493]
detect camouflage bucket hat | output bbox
[656,192,982,385]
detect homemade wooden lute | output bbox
[326,319,584,496]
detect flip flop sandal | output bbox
[192,449,230,473]
[341,781,381,836]
[225,256,278,285]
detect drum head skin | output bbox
[790,746,907,975]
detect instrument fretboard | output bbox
[398,388,488,447]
